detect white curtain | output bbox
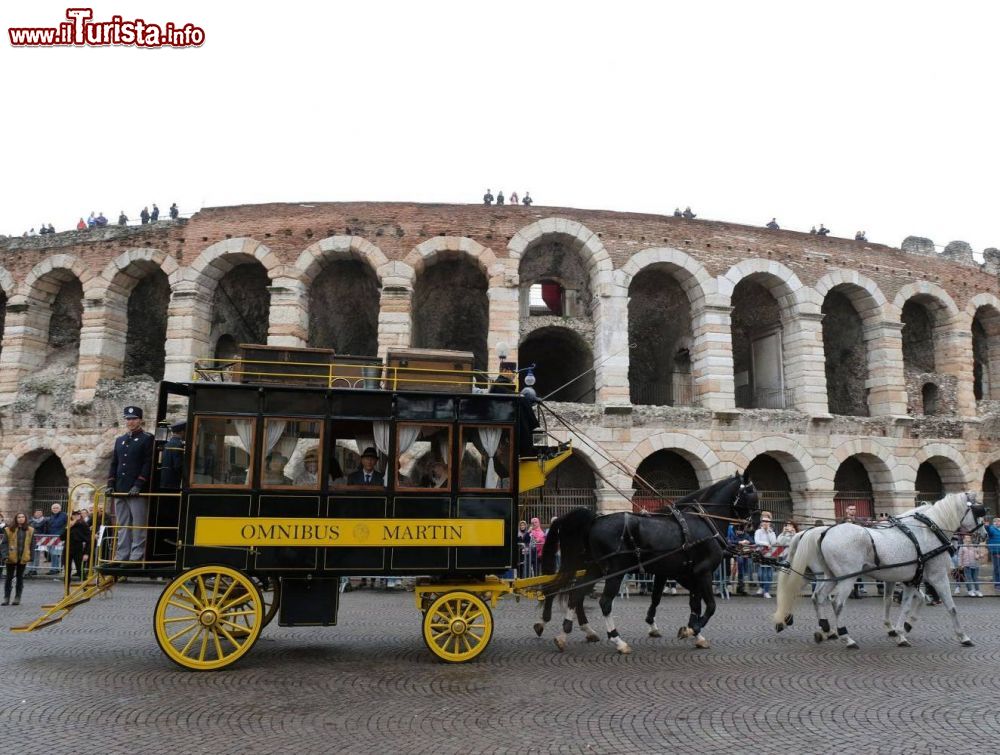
[397,425,421,457]
[264,420,287,456]
[436,433,450,466]
[232,419,254,455]
[479,427,503,488]
[373,422,391,457]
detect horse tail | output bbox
[541,507,596,597]
[772,528,819,628]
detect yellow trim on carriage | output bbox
[193,517,506,547]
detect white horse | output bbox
[771,492,985,649]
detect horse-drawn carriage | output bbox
[13,346,572,669]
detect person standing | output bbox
[169,202,179,220]
[150,203,160,222]
[62,510,92,581]
[118,211,129,226]
[754,514,777,598]
[522,192,533,207]
[140,206,150,225]
[985,516,1000,591]
[106,406,154,565]
[3,513,34,605]
[158,421,186,490]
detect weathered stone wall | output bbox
[1,202,999,519]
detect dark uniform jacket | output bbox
[158,436,185,489]
[109,429,155,493]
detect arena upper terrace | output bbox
[1,201,999,519]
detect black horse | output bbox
[535,471,758,654]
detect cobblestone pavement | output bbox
[2,579,1000,754]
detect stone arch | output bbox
[624,251,710,408]
[625,433,720,489]
[508,217,611,277]
[969,294,1000,402]
[731,437,817,489]
[830,439,898,492]
[19,254,98,301]
[911,443,973,491]
[891,281,960,323]
[92,249,177,381]
[813,270,889,321]
[185,237,280,294]
[294,236,388,287]
[0,266,12,363]
[297,237,384,356]
[404,236,496,282]
[96,248,179,300]
[719,259,822,316]
[618,247,716,308]
[0,437,80,512]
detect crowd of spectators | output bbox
[20,202,181,237]
[483,189,533,207]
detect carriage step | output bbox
[9,574,116,633]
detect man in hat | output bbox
[158,421,186,490]
[106,406,155,564]
[347,447,384,486]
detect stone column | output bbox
[595,486,632,515]
[267,278,308,347]
[938,325,976,417]
[877,490,917,516]
[690,301,735,410]
[782,310,829,414]
[865,321,908,416]
[795,488,836,522]
[75,296,127,401]
[163,280,213,383]
[377,286,412,360]
[0,296,49,404]
[594,282,630,405]
[487,285,520,372]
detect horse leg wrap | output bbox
[607,629,620,639]
[562,619,573,634]
[819,618,831,633]
[837,627,848,636]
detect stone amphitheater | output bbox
[1,202,998,521]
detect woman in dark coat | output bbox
[4,513,34,605]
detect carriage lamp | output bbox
[155,421,170,442]
[496,342,509,361]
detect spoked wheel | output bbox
[154,566,263,671]
[253,576,281,628]
[422,591,493,663]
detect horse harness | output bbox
[818,513,956,587]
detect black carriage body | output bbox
[151,380,520,588]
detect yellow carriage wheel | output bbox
[154,566,263,671]
[422,591,493,663]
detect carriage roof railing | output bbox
[191,356,517,392]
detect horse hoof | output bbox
[553,637,566,652]
[648,628,662,638]
[903,622,913,633]
[827,633,839,641]
[775,623,784,633]
[617,644,632,655]
[585,633,599,643]
[533,622,544,637]
[813,631,824,644]
[785,615,794,627]
[677,627,694,639]
[962,639,975,647]
[897,639,911,647]
[695,638,710,649]
[845,640,859,649]
[887,629,897,637]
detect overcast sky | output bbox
[3,1,998,253]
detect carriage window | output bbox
[396,423,452,490]
[190,416,255,487]
[261,418,323,489]
[459,426,513,491]
[329,420,388,489]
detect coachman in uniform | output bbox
[158,421,186,490]
[106,406,154,564]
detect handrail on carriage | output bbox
[191,356,517,391]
